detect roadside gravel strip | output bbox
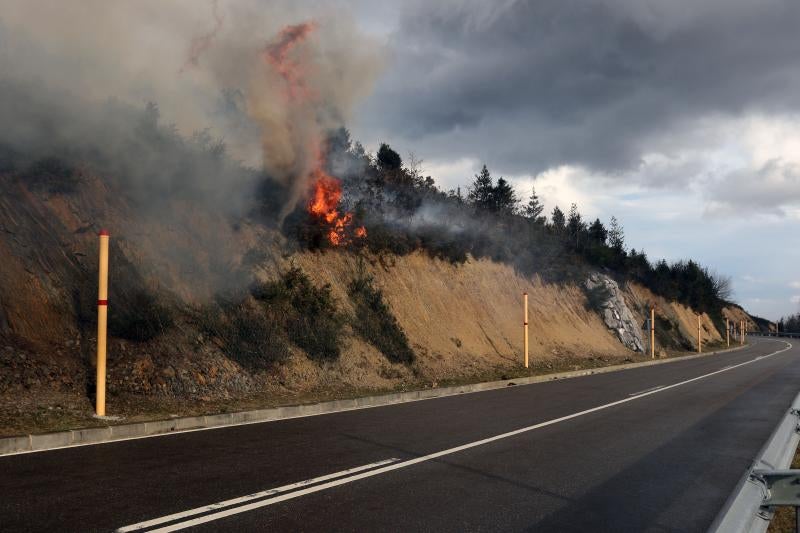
[0,344,749,456]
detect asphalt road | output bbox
[0,337,797,532]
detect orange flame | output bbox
[307,167,365,246]
[263,21,367,246]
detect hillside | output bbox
[0,76,763,435]
[0,154,759,435]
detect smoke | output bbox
[0,0,385,217]
[175,2,385,221]
[182,0,225,72]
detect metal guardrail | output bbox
[752,469,800,531]
[709,391,800,533]
[750,332,800,339]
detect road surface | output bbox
[0,337,797,532]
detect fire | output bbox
[263,22,318,102]
[307,168,365,246]
[308,170,341,222]
[262,21,367,245]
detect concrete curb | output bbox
[0,343,751,456]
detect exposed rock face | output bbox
[585,273,645,353]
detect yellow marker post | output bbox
[96,230,109,416]
[650,306,655,359]
[523,292,529,369]
[697,314,702,353]
[726,318,730,348]
[740,320,744,346]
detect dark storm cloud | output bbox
[361,0,800,175]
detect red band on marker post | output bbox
[99,229,110,237]
[97,300,108,306]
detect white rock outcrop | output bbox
[585,273,645,353]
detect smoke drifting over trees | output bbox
[313,133,734,314]
[0,0,384,219]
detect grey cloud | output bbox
[705,159,800,217]
[358,0,800,176]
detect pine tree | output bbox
[566,203,584,248]
[551,206,566,231]
[588,218,607,245]
[491,177,519,215]
[377,142,402,171]
[467,165,494,211]
[522,185,544,221]
[608,216,625,252]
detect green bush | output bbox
[197,299,289,371]
[348,266,414,365]
[251,266,345,362]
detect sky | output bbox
[343,0,800,321]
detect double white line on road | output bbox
[117,458,401,532]
[118,341,793,532]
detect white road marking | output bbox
[117,458,400,532]
[121,341,793,532]
[628,385,664,396]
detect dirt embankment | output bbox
[0,175,756,434]
[722,306,758,333]
[626,284,726,352]
[291,251,629,384]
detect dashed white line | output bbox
[118,341,793,532]
[628,385,664,396]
